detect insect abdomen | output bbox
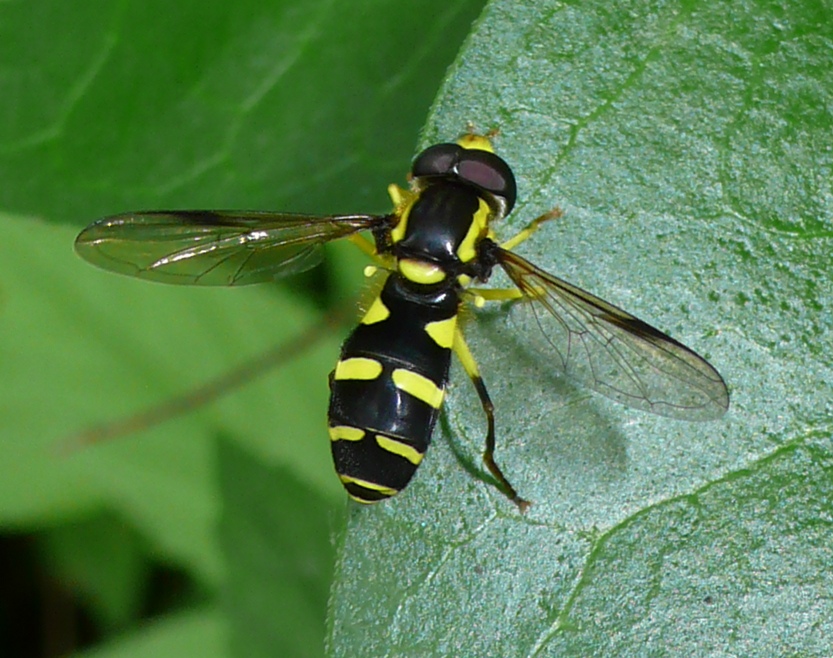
[328,274,459,504]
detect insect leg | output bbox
[466,287,524,304]
[452,327,530,512]
[348,234,397,273]
[348,233,380,257]
[499,207,563,251]
[465,285,546,309]
[346,183,417,264]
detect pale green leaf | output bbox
[328,1,833,656]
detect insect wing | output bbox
[75,210,387,286]
[496,249,729,420]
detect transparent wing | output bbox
[496,248,729,420]
[75,210,389,286]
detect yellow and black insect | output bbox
[75,133,729,510]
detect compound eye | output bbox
[411,143,462,178]
[411,142,518,213]
[457,151,517,212]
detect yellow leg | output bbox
[500,207,563,251]
[348,233,378,258]
[467,287,524,301]
[452,327,530,512]
[347,234,396,273]
[466,282,547,308]
[464,286,524,309]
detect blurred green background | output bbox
[0,0,485,655]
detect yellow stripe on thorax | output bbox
[389,185,415,244]
[456,198,492,263]
[391,368,444,408]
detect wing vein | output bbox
[496,248,729,420]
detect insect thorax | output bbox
[390,181,498,286]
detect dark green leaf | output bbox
[219,436,342,658]
[0,0,487,224]
[0,0,485,653]
[75,608,228,658]
[39,512,150,630]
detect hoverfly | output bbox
[75,133,729,510]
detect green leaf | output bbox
[0,0,487,224]
[218,437,342,658]
[328,0,833,656]
[0,213,338,584]
[75,608,228,658]
[39,511,150,630]
[0,0,486,652]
